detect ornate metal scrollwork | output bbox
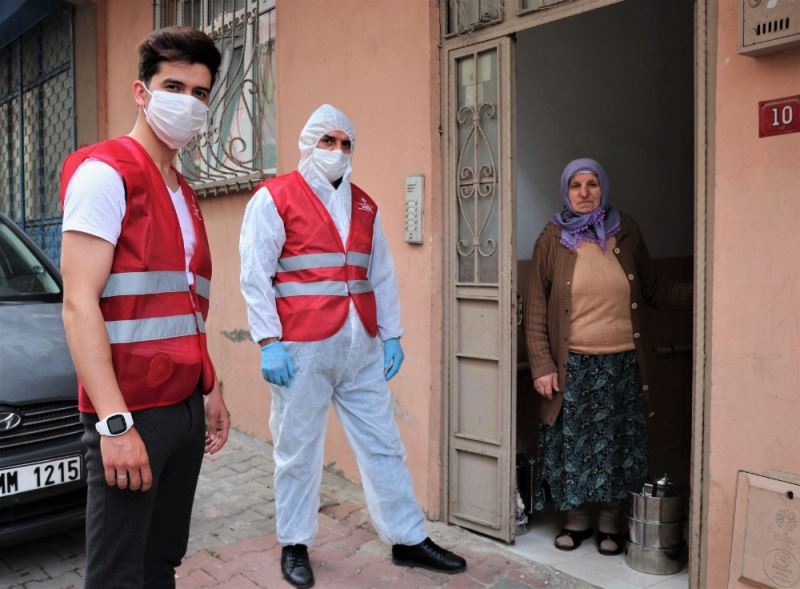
[456,102,498,266]
[175,2,276,195]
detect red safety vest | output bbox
[60,136,216,412]
[256,171,378,341]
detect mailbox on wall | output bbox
[740,0,800,56]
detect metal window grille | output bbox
[154,0,276,196]
[447,0,502,35]
[0,6,75,264]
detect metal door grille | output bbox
[0,5,75,264]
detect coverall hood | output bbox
[298,104,355,187]
[297,104,356,242]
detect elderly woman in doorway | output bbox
[523,158,691,555]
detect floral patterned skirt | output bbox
[532,350,648,512]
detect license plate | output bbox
[0,456,82,497]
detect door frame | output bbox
[439,0,712,585]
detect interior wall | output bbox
[515,0,694,261]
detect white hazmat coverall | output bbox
[239,104,427,547]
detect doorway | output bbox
[513,0,694,586]
[444,0,699,587]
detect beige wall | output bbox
[707,2,800,586]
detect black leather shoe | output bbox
[281,544,314,588]
[392,537,467,574]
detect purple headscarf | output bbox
[551,158,621,251]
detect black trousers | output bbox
[80,388,205,589]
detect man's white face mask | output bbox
[143,85,208,150]
[312,148,351,183]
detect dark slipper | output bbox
[596,531,624,555]
[554,528,593,551]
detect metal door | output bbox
[446,36,517,542]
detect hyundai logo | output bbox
[0,411,22,432]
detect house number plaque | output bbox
[759,95,800,137]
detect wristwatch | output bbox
[95,412,134,437]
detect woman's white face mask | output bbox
[143,85,208,150]
[312,148,351,183]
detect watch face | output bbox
[107,414,127,435]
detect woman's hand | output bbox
[534,373,560,400]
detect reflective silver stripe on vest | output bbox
[101,271,188,298]
[105,313,198,344]
[195,312,206,333]
[195,275,211,300]
[347,280,373,294]
[274,281,348,298]
[278,253,345,272]
[273,280,374,298]
[346,252,371,268]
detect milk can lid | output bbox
[641,474,680,497]
[655,474,680,497]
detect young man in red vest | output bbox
[240,104,466,588]
[60,27,230,588]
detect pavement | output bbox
[0,430,597,589]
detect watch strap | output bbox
[95,412,134,436]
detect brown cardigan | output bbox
[523,212,692,425]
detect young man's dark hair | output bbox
[138,26,221,87]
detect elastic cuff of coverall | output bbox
[378,327,403,342]
[277,535,316,547]
[390,528,427,547]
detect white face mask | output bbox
[312,148,351,183]
[143,86,208,150]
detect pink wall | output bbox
[197,194,269,438]
[707,2,800,586]
[102,0,149,138]
[94,0,800,562]
[271,0,444,515]
[99,0,444,517]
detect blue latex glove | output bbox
[260,341,296,386]
[383,338,404,381]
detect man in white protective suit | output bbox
[239,104,467,588]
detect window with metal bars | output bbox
[154,0,276,196]
[0,6,75,263]
[446,0,502,35]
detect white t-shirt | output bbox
[62,159,197,286]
